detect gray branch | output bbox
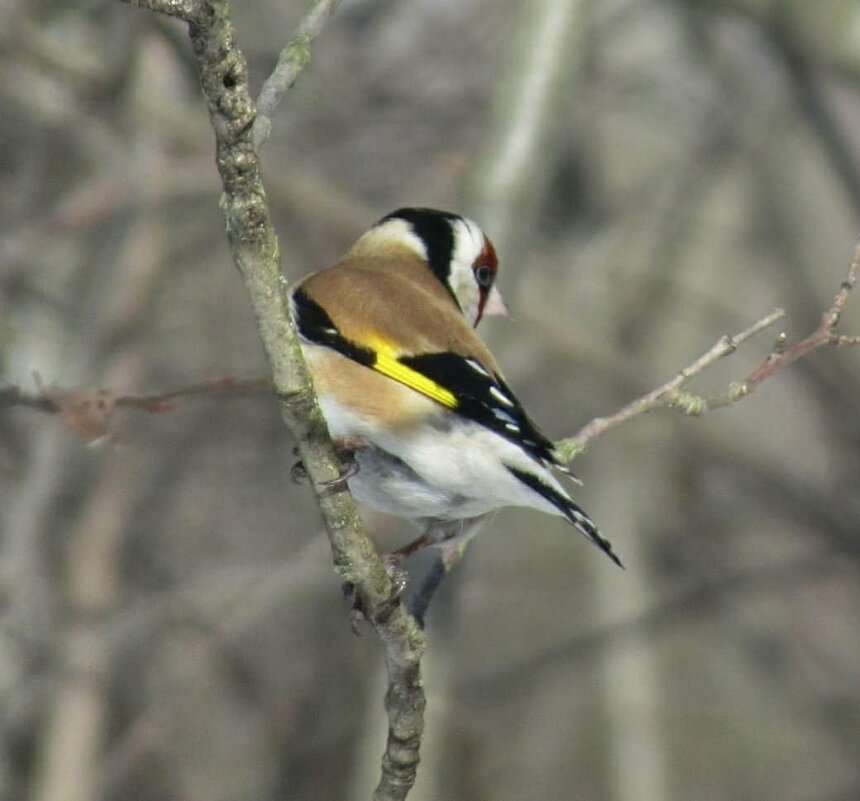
[118,1,426,798]
[253,0,344,149]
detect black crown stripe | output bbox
[380,208,462,306]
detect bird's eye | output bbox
[474,264,493,287]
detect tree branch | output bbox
[0,377,272,440]
[554,308,785,460]
[745,239,860,384]
[120,0,202,23]
[117,2,425,798]
[556,240,860,461]
[253,0,343,149]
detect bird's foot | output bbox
[290,460,309,485]
[341,553,407,634]
[290,438,367,488]
[320,456,359,488]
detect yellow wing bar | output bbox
[368,338,458,409]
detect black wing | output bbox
[398,352,559,466]
[294,286,559,465]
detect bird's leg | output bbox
[346,518,474,628]
[334,435,368,455]
[371,531,432,607]
[407,516,490,625]
[408,556,447,628]
[388,533,432,562]
[405,535,463,627]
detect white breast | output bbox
[317,395,570,524]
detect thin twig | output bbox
[745,239,860,386]
[556,240,860,462]
[1,377,273,440]
[253,0,343,148]
[114,376,272,411]
[0,385,56,413]
[554,308,786,461]
[120,0,201,23]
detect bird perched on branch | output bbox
[291,207,621,568]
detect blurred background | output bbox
[1,0,859,799]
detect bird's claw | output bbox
[341,562,405,634]
[290,460,309,485]
[292,440,362,489]
[321,457,359,488]
[342,581,366,634]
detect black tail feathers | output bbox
[506,465,624,568]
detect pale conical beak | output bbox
[483,285,509,317]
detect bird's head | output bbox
[350,207,508,327]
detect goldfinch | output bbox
[291,208,621,568]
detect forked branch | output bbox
[555,239,860,461]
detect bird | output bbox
[290,207,622,568]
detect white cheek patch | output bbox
[450,218,484,273]
[448,217,486,324]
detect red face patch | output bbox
[472,237,499,326]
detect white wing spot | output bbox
[490,385,515,407]
[492,408,517,424]
[466,358,490,377]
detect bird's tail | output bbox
[560,498,623,569]
[506,465,624,568]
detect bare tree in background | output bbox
[1,1,859,800]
